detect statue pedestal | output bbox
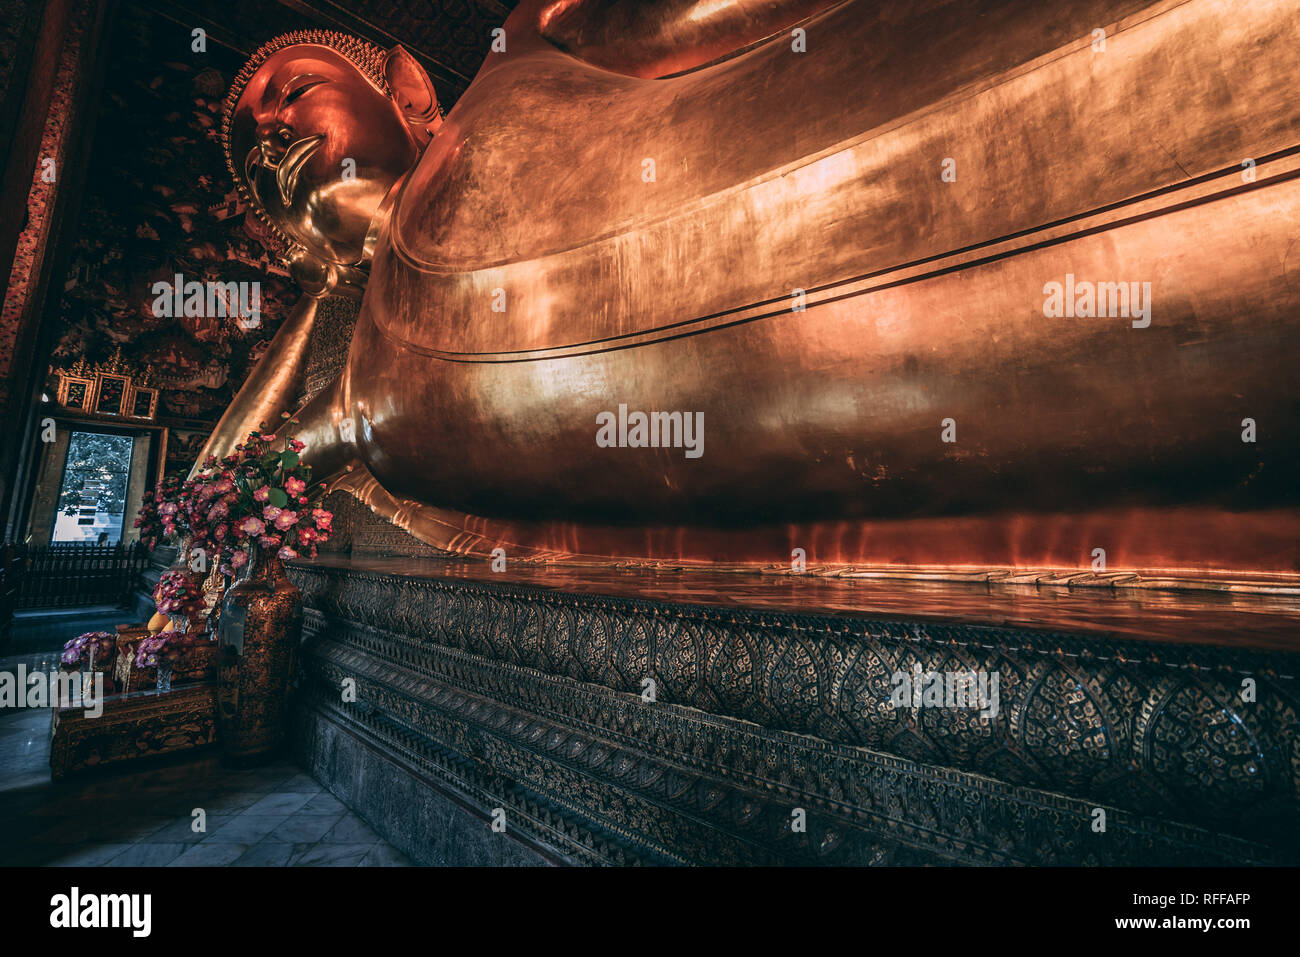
[286,554,1300,865]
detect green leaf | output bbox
[281,451,300,468]
[268,487,288,508]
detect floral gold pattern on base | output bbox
[50,684,217,780]
[288,558,1300,863]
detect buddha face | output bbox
[229,45,420,266]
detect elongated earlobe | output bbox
[384,45,442,147]
[287,246,366,300]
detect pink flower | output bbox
[262,505,282,523]
[214,523,228,542]
[258,535,282,550]
[278,546,298,560]
[207,500,228,521]
[253,486,270,502]
[297,496,308,505]
[274,509,298,531]
[298,527,317,544]
[288,439,305,453]
[312,507,333,531]
[258,433,277,442]
[229,549,248,569]
[285,476,306,496]
[237,516,265,537]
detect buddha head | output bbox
[224,31,442,296]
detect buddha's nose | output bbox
[256,121,296,168]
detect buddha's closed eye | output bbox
[281,75,328,108]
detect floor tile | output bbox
[290,842,372,866]
[144,814,232,843]
[361,843,412,866]
[243,791,315,816]
[276,774,323,794]
[48,843,134,866]
[203,814,290,844]
[169,842,249,866]
[297,791,346,815]
[104,842,186,866]
[266,812,344,844]
[322,815,380,844]
[231,843,296,867]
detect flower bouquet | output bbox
[60,631,117,670]
[186,428,334,575]
[134,633,181,670]
[134,632,187,692]
[136,471,213,633]
[134,473,186,549]
[153,570,206,616]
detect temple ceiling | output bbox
[133,0,517,102]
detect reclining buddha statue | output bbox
[204,0,1300,579]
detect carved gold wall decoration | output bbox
[51,348,158,422]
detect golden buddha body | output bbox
[211,0,1300,577]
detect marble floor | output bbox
[0,609,411,867]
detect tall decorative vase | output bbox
[217,549,302,764]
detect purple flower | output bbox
[61,632,114,668]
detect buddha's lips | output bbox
[276,133,325,207]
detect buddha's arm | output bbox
[188,296,319,478]
[526,0,842,78]
[277,371,357,486]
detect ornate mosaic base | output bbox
[289,561,1300,865]
[49,683,217,780]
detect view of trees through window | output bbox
[52,430,135,543]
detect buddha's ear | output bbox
[286,246,366,300]
[384,45,442,148]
